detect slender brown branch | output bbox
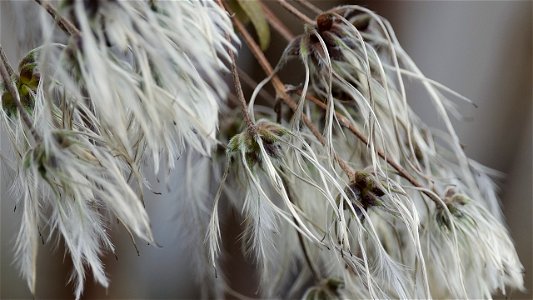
[260,2,295,41]
[0,46,41,142]
[276,0,314,25]
[232,18,354,177]
[34,0,81,38]
[0,49,15,78]
[229,50,257,135]
[219,0,256,135]
[294,0,323,15]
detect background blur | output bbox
[1,1,531,299]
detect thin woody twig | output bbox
[0,49,15,78]
[294,0,323,15]
[229,50,257,135]
[276,0,314,25]
[218,0,256,135]
[34,0,81,38]
[260,2,294,41]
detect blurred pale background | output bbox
[1,1,531,299]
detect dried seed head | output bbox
[227,122,288,166]
[316,13,334,33]
[340,171,385,221]
[436,189,472,231]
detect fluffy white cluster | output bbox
[207,5,524,299]
[1,0,235,298]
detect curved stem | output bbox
[229,50,257,135]
[219,0,256,135]
[0,49,15,77]
[294,0,323,15]
[260,2,294,41]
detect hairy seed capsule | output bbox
[316,13,334,33]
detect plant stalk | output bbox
[294,0,323,15]
[34,0,81,38]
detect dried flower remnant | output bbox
[341,171,386,221]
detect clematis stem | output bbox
[260,2,294,41]
[234,13,442,205]
[276,0,314,25]
[294,0,323,15]
[0,48,15,77]
[229,50,257,136]
[218,0,257,135]
[34,0,81,38]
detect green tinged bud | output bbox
[4,56,41,118]
[436,189,472,231]
[2,91,17,117]
[1,49,40,118]
[227,122,288,166]
[340,171,385,221]
[18,64,40,90]
[18,51,36,72]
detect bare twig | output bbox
[294,0,323,15]
[34,0,81,38]
[229,50,257,135]
[260,2,295,41]
[218,0,256,135]
[276,0,314,25]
